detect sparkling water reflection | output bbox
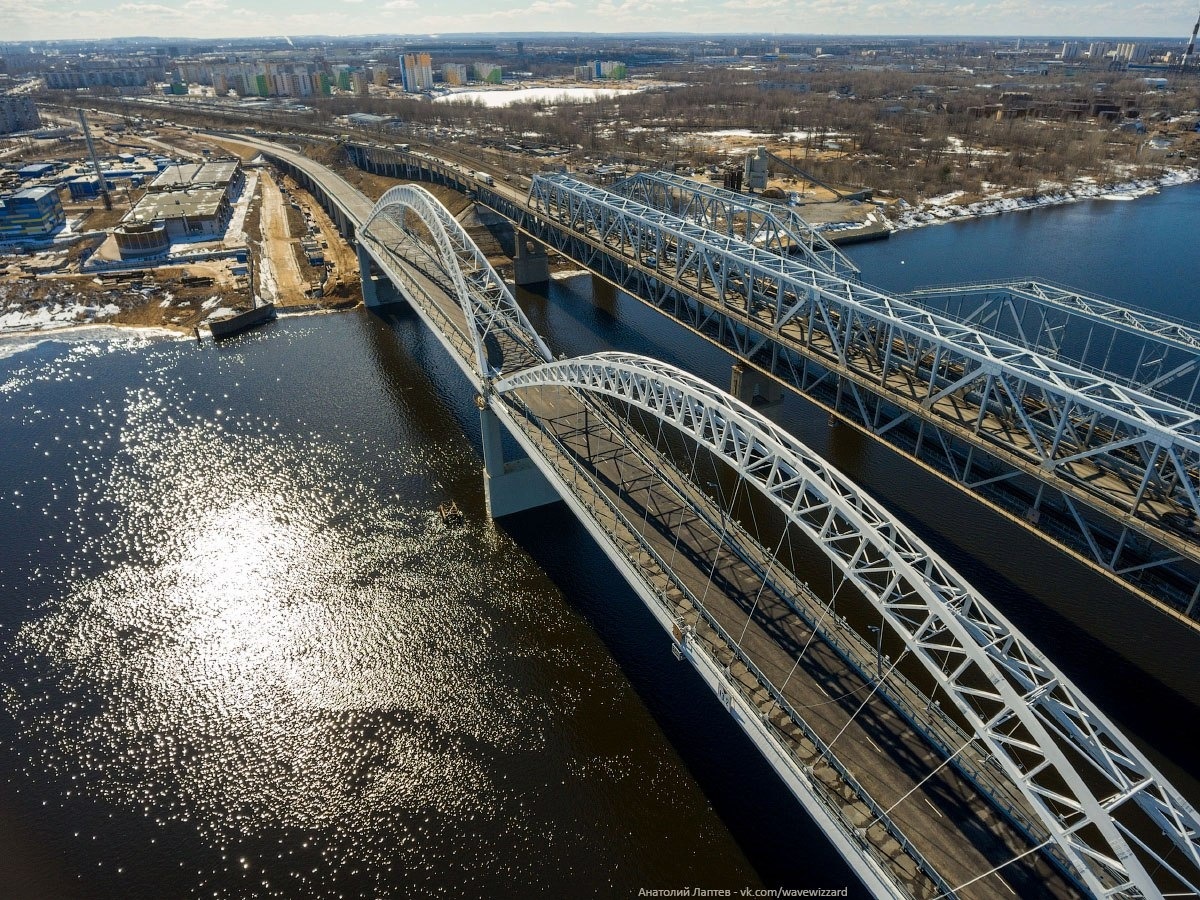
[1,315,780,899]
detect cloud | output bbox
[115,2,174,12]
[381,0,416,8]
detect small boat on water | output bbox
[439,501,464,525]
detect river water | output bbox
[1,182,1198,899]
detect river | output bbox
[1,182,1198,899]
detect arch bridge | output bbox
[354,184,1200,900]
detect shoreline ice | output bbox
[885,166,1200,232]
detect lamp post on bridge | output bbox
[706,479,726,535]
[868,624,883,682]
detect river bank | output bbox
[886,165,1200,231]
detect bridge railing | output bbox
[499,388,959,900]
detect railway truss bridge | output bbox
[341,142,1200,625]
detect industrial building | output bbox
[68,175,104,200]
[113,159,242,254]
[0,93,40,134]
[149,160,243,194]
[0,186,65,239]
[123,187,232,242]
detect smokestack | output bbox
[1186,4,1200,67]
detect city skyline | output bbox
[2,0,1198,43]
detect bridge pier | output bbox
[513,236,550,286]
[592,276,617,314]
[474,202,507,228]
[479,400,560,518]
[731,363,784,409]
[357,243,404,307]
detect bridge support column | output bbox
[513,236,550,286]
[474,202,507,228]
[731,363,784,409]
[357,242,379,307]
[479,401,560,518]
[592,276,617,314]
[356,243,405,307]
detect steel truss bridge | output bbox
[346,177,1200,900]
[338,142,1200,624]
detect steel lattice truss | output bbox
[362,185,551,379]
[608,170,859,278]
[526,174,1200,590]
[904,280,1200,412]
[496,351,1200,899]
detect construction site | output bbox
[0,110,363,338]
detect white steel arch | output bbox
[362,185,552,379]
[496,351,1200,899]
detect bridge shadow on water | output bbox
[502,498,868,896]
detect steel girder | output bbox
[904,281,1200,412]
[608,170,859,278]
[362,185,551,380]
[523,175,1200,606]
[496,351,1200,900]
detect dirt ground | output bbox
[255,169,306,303]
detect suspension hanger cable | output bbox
[780,557,851,694]
[864,735,974,831]
[818,649,911,759]
[737,519,793,646]
[930,838,1054,900]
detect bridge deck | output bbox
[506,384,1082,900]
[359,217,1082,898]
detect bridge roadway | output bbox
[355,210,1081,898]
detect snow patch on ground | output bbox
[887,167,1199,232]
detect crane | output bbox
[75,108,112,211]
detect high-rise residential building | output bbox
[442,63,467,86]
[592,60,628,80]
[400,53,434,92]
[474,62,502,84]
[574,65,593,81]
[351,71,369,96]
[1088,42,1111,61]
[1113,43,1145,63]
[1060,42,1081,61]
[372,66,389,87]
[0,93,40,134]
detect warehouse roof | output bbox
[126,187,228,224]
[149,161,239,191]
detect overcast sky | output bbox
[2,0,1197,43]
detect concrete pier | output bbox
[730,362,784,408]
[479,402,560,518]
[358,243,405,307]
[513,236,550,286]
